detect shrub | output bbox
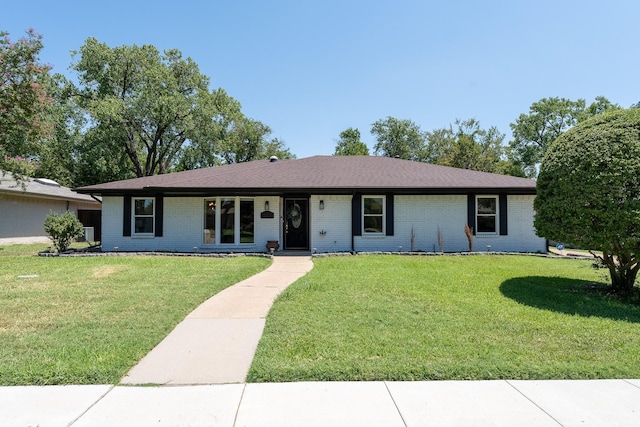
[535,109,640,296]
[43,211,85,253]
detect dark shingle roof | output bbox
[74,156,536,195]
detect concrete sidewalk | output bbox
[122,255,314,385]
[2,379,640,426]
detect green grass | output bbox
[0,245,270,385]
[248,255,640,382]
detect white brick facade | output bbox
[102,196,282,253]
[371,195,469,253]
[102,193,545,254]
[309,195,353,253]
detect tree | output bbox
[333,128,369,155]
[177,118,294,170]
[509,96,620,177]
[371,117,426,160]
[220,118,274,164]
[0,29,53,182]
[71,124,137,186]
[44,210,85,253]
[581,96,620,119]
[32,74,78,187]
[534,108,640,296]
[262,137,295,161]
[425,118,521,175]
[71,37,242,178]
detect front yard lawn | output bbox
[0,245,270,385]
[248,255,640,382]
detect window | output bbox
[363,196,384,234]
[204,200,216,244]
[476,196,497,233]
[240,199,255,243]
[133,198,154,235]
[203,197,255,244]
[220,198,235,243]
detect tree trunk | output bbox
[602,249,639,296]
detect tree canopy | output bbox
[333,128,369,156]
[371,117,425,160]
[71,37,243,177]
[509,96,620,177]
[425,118,521,175]
[0,29,53,181]
[534,108,640,295]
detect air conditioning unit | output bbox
[83,227,95,243]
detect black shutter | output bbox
[123,195,131,236]
[155,195,164,237]
[467,193,476,235]
[385,194,394,236]
[352,194,362,236]
[499,194,508,235]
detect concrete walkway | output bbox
[3,379,640,426]
[122,255,314,385]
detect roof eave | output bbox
[1,188,101,203]
[76,186,537,197]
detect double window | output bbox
[204,197,254,245]
[476,196,498,234]
[133,198,154,235]
[363,196,385,234]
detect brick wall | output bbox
[102,194,545,253]
[309,195,352,253]
[102,195,281,253]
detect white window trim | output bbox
[362,195,385,236]
[132,197,155,237]
[476,195,499,235]
[202,196,256,246]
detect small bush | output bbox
[44,211,85,253]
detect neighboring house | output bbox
[74,156,546,254]
[0,173,102,244]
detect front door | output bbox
[284,198,309,250]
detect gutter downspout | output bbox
[90,193,102,204]
[351,192,355,254]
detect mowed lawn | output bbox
[0,244,270,385]
[248,255,640,382]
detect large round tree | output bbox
[534,108,640,296]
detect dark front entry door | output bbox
[284,198,309,250]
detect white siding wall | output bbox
[102,195,281,253]
[0,194,98,240]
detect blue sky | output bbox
[3,1,639,158]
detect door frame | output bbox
[283,197,310,250]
